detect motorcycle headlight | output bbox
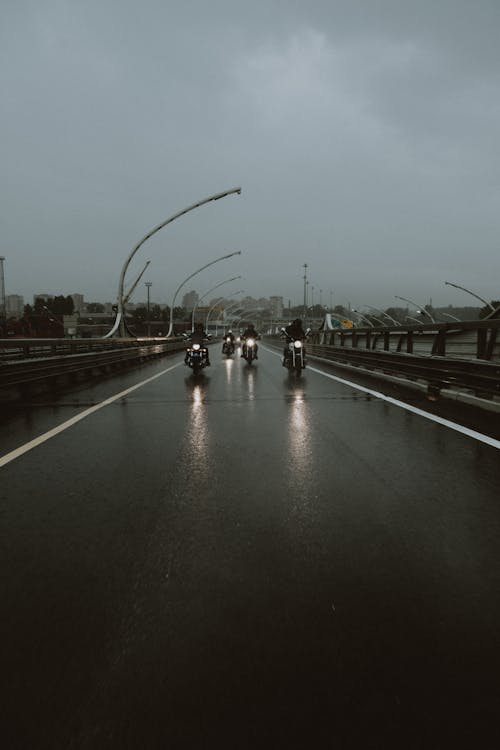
[294,340,302,348]
[247,338,255,347]
[192,343,201,350]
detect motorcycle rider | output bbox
[283,318,306,365]
[222,329,235,353]
[241,323,259,359]
[185,322,211,366]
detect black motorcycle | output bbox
[241,336,258,365]
[282,328,310,374]
[185,342,210,375]
[222,336,235,357]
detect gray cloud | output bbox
[2,0,499,310]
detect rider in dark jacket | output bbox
[222,329,235,353]
[285,318,306,339]
[241,323,259,359]
[185,322,211,365]
[283,318,306,363]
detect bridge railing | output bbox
[303,320,500,400]
[0,336,187,400]
[312,319,500,361]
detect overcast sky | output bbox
[2,0,499,311]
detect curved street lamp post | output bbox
[444,281,495,312]
[395,295,436,323]
[166,250,241,337]
[351,309,375,327]
[366,305,399,326]
[205,291,245,333]
[191,275,242,330]
[106,187,241,338]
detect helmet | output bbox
[228,329,232,333]
[294,318,302,326]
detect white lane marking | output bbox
[264,347,500,450]
[0,362,183,468]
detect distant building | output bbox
[270,296,284,318]
[33,293,54,306]
[182,290,199,309]
[6,294,24,317]
[71,293,85,314]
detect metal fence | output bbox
[305,319,500,400]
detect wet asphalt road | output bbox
[2,343,500,749]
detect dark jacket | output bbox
[285,322,306,339]
[242,327,258,340]
[188,327,208,347]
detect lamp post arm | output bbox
[366,305,399,325]
[352,309,374,327]
[228,307,262,325]
[395,295,436,323]
[191,275,241,330]
[123,260,151,306]
[365,313,386,326]
[166,250,241,337]
[444,281,495,311]
[206,292,245,329]
[109,186,241,337]
[104,260,150,338]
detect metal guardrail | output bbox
[0,337,186,398]
[276,320,500,400]
[3,324,500,402]
[307,344,500,399]
[313,319,500,361]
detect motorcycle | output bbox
[184,342,210,375]
[242,336,258,365]
[222,336,235,357]
[281,328,310,374]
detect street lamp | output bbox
[205,290,245,333]
[145,281,152,337]
[230,308,263,327]
[302,263,308,320]
[166,250,242,337]
[351,309,374,327]
[444,281,495,312]
[107,186,241,337]
[360,308,387,326]
[365,305,399,326]
[394,295,436,323]
[191,275,242,330]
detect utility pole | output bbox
[145,281,152,337]
[302,263,308,320]
[0,256,6,323]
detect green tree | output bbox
[51,295,74,315]
[131,306,148,321]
